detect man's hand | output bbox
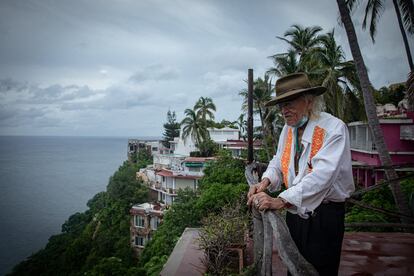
[251,193,287,211]
[247,178,270,206]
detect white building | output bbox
[170,127,240,156]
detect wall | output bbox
[175,178,197,191]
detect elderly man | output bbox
[247,73,355,276]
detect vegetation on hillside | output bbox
[139,150,248,275]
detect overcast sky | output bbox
[0,0,412,137]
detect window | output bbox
[134,235,145,247]
[134,215,145,228]
[150,216,160,230]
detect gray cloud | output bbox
[0,0,411,136]
[129,64,180,83]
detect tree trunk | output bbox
[392,0,414,71]
[336,0,413,224]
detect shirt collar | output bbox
[300,117,317,144]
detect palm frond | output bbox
[398,0,414,34]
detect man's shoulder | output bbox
[316,112,346,133]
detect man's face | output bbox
[278,95,310,126]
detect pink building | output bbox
[348,112,414,187]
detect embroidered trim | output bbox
[308,126,326,173]
[281,128,293,188]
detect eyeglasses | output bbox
[277,96,303,109]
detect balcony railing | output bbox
[246,163,318,276]
[350,140,376,152]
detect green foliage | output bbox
[196,184,248,215]
[140,154,248,275]
[200,151,246,188]
[197,138,219,157]
[107,161,149,208]
[181,107,209,145]
[199,202,249,276]
[345,178,414,231]
[85,257,145,276]
[132,150,153,171]
[162,110,180,148]
[61,212,92,235]
[374,84,406,106]
[211,119,238,129]
[143,255,168,276]
[240,148,270,163]
[10,157,150,276]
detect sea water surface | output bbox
[0,136,143,275]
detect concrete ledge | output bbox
[160,228,205,276]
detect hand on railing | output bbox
[247,178,270,206]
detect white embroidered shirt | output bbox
[262,112,355,218]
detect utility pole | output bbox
[247,69,254,164]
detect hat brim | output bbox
[265,86,326,107]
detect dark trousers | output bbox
[286,202,345,276]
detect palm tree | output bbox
[270,24,325,78]
[313,30,360,120]
[181,108,208,146]
[235,114,247,140]
[267,49,300,78]
[347,0,413,70]
[194,97,216,126]
[240,75,275,159]
[277,24,323,68]
[407,71,414,111]
[337,0,413,223]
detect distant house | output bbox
[154,169,200,204]
[170,127,240,156]
[135,127,262,205]
[221,139,263,157]
[349,112,414,187]
[130,202,165,255]
[138,157,214,205]
[128,139,168,162]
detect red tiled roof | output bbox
[156,169,173,177]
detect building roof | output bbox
[208,127,239,132]
[348,118,413,126]
[183,157,215,163]
[130,202,165,215]
[224,139,262,149]
[156,169,202,179]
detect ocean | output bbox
[0,136,149,275]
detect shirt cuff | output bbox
[279,186,302,208]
